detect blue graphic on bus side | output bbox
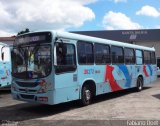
[118,65,132,88]
[147,65,152,76]
[0,70,4,74]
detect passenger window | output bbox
[124,48,135,64]
[151,52,156,64]
[111,46,124,64]
[95,43,110,64]
[77,41,94,64]
[136,50,143,65]
[144,51,151,64]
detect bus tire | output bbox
[136,77,143,92]
[81,85,92,106]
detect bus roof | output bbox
[17,30,155,52]
[52,31,155,51]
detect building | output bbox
[73,29,160,67]
[0,36,15,46]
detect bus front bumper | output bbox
[11,90,54,105]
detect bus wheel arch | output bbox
[136,75,144,92]
[81,80,96,106]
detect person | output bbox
[57,48,64,65]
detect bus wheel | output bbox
[81,85,92,106]
[136,77,143,92]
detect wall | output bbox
[134,41,160,58]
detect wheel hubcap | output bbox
[85,90,91,101]
[139,79,142,90]
[139,85,142,90]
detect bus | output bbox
[0,42,12,89]
[11,31,157,105]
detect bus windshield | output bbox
[12,44,51,79]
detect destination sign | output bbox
[17,35,46,44]
[15,32,52,45]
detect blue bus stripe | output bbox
[118,65,132,88]
[147,65,152,76]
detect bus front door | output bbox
[54,41,79,104]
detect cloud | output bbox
[111,0,127,3]
[136,5,160,17]
[0,30,13,37]
[76,0,97,5]
[102,11,142,30]
[0,0,96,36]
[155,25,160,29]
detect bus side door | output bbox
[54,39,79,104]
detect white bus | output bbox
[11,31,157,105]
[0,42,12,88]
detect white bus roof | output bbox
[52,31,155,51]
[17,30,155,52]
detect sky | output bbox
[0,0,160,37]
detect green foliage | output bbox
[17,28,30,35]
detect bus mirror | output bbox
[1,52,4,61]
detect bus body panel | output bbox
[53,86,79,104]
[0,43,12,88]
[54,71,79,104]
[143,64,157,85]
[78,64,157,96]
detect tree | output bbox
[17,28,30,35]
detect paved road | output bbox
[0,79,160,126]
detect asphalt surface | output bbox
[0,78,160,126]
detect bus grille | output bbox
[19,89,37,93]
[16,81,39,87]
[20,94,34,99]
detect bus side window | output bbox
[77,41,94,65]
[55,43,76,74]
[136,50,143,65]
[144,51,151,64]
[1,47,10,62]
[124,48,135,64]
[95,43,111,64]
[151,52,156,64]
[111,46,124,64]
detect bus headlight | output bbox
[37,80,47,93]
[37,86,47,93]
